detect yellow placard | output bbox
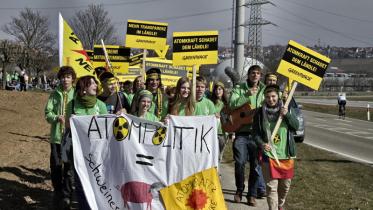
[172,31,218,66]
[126,19,168,50]
[115,66,141,82]
[93,45,130,74]
[276,40,331,90]
[145,57,191,86]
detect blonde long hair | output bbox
[169,77,195,116]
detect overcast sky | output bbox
[0,0,373,48]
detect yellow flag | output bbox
[160,167,227,210]
[58,13,95,79]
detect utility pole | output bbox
[245,0,275,66]
[233,0,245,82]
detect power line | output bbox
[0,0,158,10]
[153,8,232,21]
[273,4,373,45]
[276,0,373,24]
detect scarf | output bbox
[78,95,97,108]
[262,100,282,142]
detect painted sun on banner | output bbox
[58,13,95,78]
[160,167,227,210]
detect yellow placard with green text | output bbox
[93,45,130,74]
[173,31,218,66]
[277,40,331,90]
[126,19,168,50]
[115,66,141,82]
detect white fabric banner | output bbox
[70,114,219,210]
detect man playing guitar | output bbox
[228,65,266,206]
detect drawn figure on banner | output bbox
[113,116,129,141]
[120,181,165,210]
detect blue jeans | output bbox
[233,135,260,197]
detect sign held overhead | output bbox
[172,31,218,66]
[277,40,331,90]
[126,19,168,50]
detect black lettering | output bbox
[75,58,93,72]
[88,116,102,139]
[100,185,107,194]
[173,126,194,150]
[128,120,141,142]
[69,33,79,44]
[200,125,212,153]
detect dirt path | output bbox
[0,90,53,209]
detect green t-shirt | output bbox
[214,100,225,135]
[228,82,265,133]
[264,120,289,160]
[135,112,159,122]
[195,97,216,116]
[73,98,108,116]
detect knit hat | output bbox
[137,89,153,102]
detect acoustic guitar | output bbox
[220,103,256,132]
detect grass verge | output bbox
[301,103,369,121]
[222,142,373,209]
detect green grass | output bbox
[222,142,373,210]
[302,103,369,121]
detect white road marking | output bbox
[336,123,353,127]
[335,119,352,123]
[304,141,373,165]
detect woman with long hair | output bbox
[209,81,229,161]
[68,75,107,210]
[168,77,195,116]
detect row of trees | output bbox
[0,4,118,89]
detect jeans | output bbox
[233,135,260,197]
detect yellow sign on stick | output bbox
[93,45,130,74]
[126,19,168,50]
[129,53,143,66]
[172,31,218,66]
[277,40,331,90]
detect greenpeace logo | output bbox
[136,39,156,44]
[182,55,208,60]
[288,68,311,81]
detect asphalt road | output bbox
[297,99,373,108]
[302,110,373,164]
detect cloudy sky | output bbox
[0,0,372,47]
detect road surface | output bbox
[297,98,373,108]
[302,110,373,164]
[220,162,268,209]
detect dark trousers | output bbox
[233,135,260,197]
[75,171,91,210]
[50,143,73,199]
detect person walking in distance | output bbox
[228,65,266,206]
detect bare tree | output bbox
[2,8,55,52]
[70,4,118,50]
[2,8,55,80]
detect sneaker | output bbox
[233,192,242,203]
[247,196,256,206]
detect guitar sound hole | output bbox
[240,112,245,117]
